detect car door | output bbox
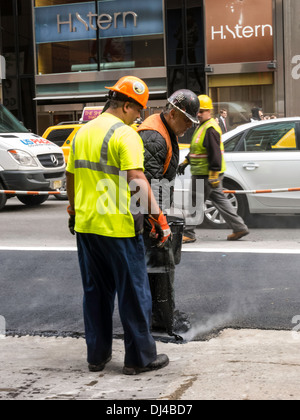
[230,121,300,210]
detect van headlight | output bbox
[8,149,38,167]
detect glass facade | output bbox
[0,0,36,131]
[34,0,165,75]
[166,0,205,95]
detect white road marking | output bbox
[0,246,300,255]
[182,247,300,254]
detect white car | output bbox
[0,104,66,210]
[175,117,300,227]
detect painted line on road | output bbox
[0,246,300,255]
[182,247,300,254]
[0,246,77,252]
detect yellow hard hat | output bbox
[198,95,213,110]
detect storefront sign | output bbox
[205,0,273,64]
[35,0,163,44]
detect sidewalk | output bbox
[1,328,300,400]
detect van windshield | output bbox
[0,105,29,133]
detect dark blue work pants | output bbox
[76,232,157,368]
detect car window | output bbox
[44,128,74,147]
[242,122,297,152]
[224,133,243,152]
[0,104,29,133]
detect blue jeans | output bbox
[77,233,157,367]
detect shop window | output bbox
[209,73,275,129]
[99,36,164,70]
[34,0,165,75]
[37,40,97,74]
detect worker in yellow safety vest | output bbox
[178,94,249,242]
[66,76,170,375]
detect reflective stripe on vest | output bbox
[189,151,224,159]
[73,122,124,175]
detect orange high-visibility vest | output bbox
[138,114,176,175]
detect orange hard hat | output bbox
[105,76,149,109]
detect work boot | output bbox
[123,354,169,375]
[182,236,196,244]
[88,355,112,372]
[227,230,249,241]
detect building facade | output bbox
[0,0,299,136]
[0,0,36,130]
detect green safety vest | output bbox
[66,113,145,238]
[189,118,226,176]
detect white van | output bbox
[0,104,65,210]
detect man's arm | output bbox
[66,171,76,235]
[204,127,222,172]
[127,169,171,247]
[66,171,75,211]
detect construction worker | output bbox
[178,94,249,243]
[66,76,169,375]
[137,89,200,338]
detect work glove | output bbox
[177,158,190,176]
[208,171,220,189]
[148,211,171,248]
[67,205,76,235]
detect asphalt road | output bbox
[1,197,300,340]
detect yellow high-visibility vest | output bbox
[189,118,226,175]
[66,113,145,237]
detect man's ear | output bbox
[169,108,177,119]
[123,101,131,113]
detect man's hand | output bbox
[208,171,220,188]
[67,205,76,235]
[177,158,190,176]
[148,211,171,248]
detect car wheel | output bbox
[54,179,68,201]
[202,180,248,229]
[17,195,49,206]
[0,181,7,211]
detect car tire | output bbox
[54,179,68,200]
[202,180,248,229]
[17,195,49,207]
[0,181,7,211]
